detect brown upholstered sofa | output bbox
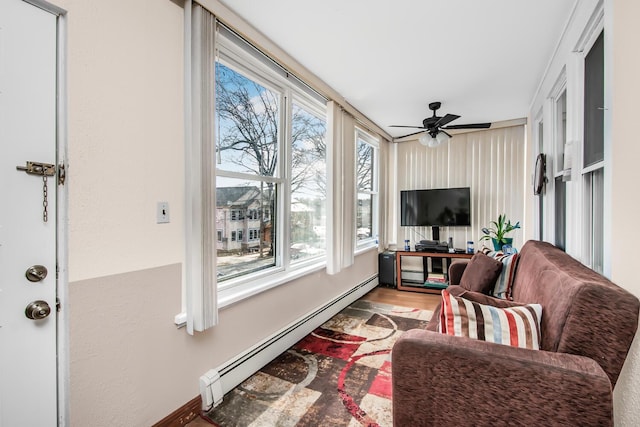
[392,240,639,426]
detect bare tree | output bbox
[216,64,279,177]
[356,140,373,191]
[216,64,326,188]
[215,63,326,256]
[291,104,326,196]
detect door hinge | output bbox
[56,297,61,312]
[58,163,66,185]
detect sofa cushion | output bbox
[459,252,503,294]
[438,289,542,349]
[481,248,519,299]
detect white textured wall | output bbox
[59,0,185,282]
[610,0,640,424]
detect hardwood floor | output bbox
[182,286,439,427]
[363,286,441,311]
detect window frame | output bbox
[213,27,329,304]
[288,93,329,265]
[533,109,545,241]
[354,127,380,252]
[532,5,607,271]
[580,28,605,273]
[551,79,568,251]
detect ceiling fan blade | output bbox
[440,129,452,138]
[389,125,427,129]
[433,113,460,128]
[395,129,428,140]
[443,122,492,130]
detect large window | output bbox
[554,89,567,251]
[290,100,327,262]
[215,27,327,285]
[536,119,545,240]
[355,128,379,247]
[583,30,604,273]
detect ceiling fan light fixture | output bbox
[436,131,450,145]
[419,133,431,146]
[419,131,450,148]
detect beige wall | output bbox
[57,0,380,425]
[61,0,185,282]
[610,0,640,424]
[69,254,376,426]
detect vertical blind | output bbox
[186,2,218,333]
[395,125,526,251]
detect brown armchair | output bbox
[392,240,639,426]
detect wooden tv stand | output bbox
[395,250,473,294]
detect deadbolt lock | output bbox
[25,300,51,320]
[25,265,48,282]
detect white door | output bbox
[0,0,59,425]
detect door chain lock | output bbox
[16,161,56,177]
[15,161,57,222]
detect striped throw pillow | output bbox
[481,247,519,299]
[439,290,542,350]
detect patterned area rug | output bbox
[203,299,432,427]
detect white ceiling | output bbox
[219,0,577,139]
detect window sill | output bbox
[355,241,379,256]
[174,248,379,328]
[174,260,326,327]
[218,260,326,308]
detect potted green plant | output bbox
[480,214,520,251]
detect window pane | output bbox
[537,121,544,240]
[583,169,604,273]
[356,140,373,191]
[216,177,276,281]
[290,102,327,262]
[357,194,373,241]
[591,169,604,273]
[556,91,567,174]
[554,176,566,251]
[215,62,280,177]
[584,31,604,167]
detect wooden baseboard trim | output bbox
[153,395,202,427]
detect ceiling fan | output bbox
[391,102,491,147]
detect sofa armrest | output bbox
[448,261,468,286]
[392,329,613,426]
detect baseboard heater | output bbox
[199,274,379,410]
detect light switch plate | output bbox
[157,202,170,224]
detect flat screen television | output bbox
[400,187,471,237]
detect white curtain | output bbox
[326,102,357,274]
[395,125,526,251]
[185,1,217,333]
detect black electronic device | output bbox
[378,252,396,287]
[420,239,438,245]
[400,187,471,241]
[415,243,449,253]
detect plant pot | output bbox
[492,237,513,251]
